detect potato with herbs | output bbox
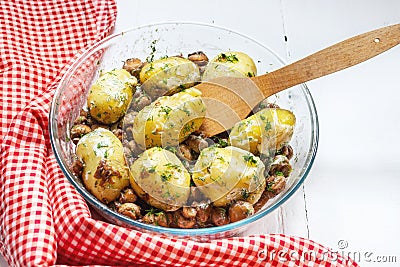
[192,146,266,207]
[129,147,191,211]
[88,69,137,124]
[131,88,206,149]
[202,51,257,81]
[76,128,130,203]
[140,56,200,99]
[229,108,296,156]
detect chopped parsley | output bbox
[145,207,163,216]
[213,137,228,148]
[217,53,239,63]
[97,143,108,149]
[179,106,191,116]
[216,156,226,163]
[218,139,228,147]
[161,63,170,70]
[266,181,275,192]
[164,163,181,170]
[241,188,250,199]
[160,106,172,116]
[195,176,205,182]
[264,120,272,131]
[243,154,257,165]
[146,40,158,63]
[160,173,172,182]
[148,166,156,173]
[145,63,155,73]
[165,146,178,154]
[182,121,194,135]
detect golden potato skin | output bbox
[140,56,200,99]
[229,108,296,155]
[192,146,266,207]
[129,147,191,211]
[76,128,130,203]
[88,69,137,124]
[131,88,206,149]
[202,51,257,81]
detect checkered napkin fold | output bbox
[0,0,358,266]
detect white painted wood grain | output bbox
[282,1,400,265]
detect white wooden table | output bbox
[1,1,399,266]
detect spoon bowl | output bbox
[196,23,400,136]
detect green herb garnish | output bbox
[243,154,257,164]
[160,173,172,182]
[217,53,239,63]
[148,166,156,173]
[241,189,250,200]
[97,143,108,149]
[160,106,172,116]
[214,137,228,148]
[264,120,272,131]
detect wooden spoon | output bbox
[196,23,400,136]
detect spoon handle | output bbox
[252,23,400,97]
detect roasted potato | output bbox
[202,51,257,81]
[229,108,296,155]
[129,147,191,211]
[192,146,266,207]
[76,128,130,203]
[130,88,206,149]
[88,69,137,124]
[140,56,200,99]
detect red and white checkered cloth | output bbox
[0,1,359,266]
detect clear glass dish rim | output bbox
[49,21,319,237]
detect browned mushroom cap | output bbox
[119,188,138,203]
[268,155,292,177]
[188,51,209,74]
[253,175,287,213]
[277,144,294,160]
[179,144,193,161]
[188,51,209,66]
[118,203,142,220]
[112,128,123,142]
[71,158,84,177]
[182,206,197,219]
[193,201,212,223]
[132,94,152,112]
[70,124,92,144]
[186,134,209,154]
[211,207,230,226]
[169,209,196,229]
[123,58,145,79]
[228,201,254,223]
[266,175,286,193]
